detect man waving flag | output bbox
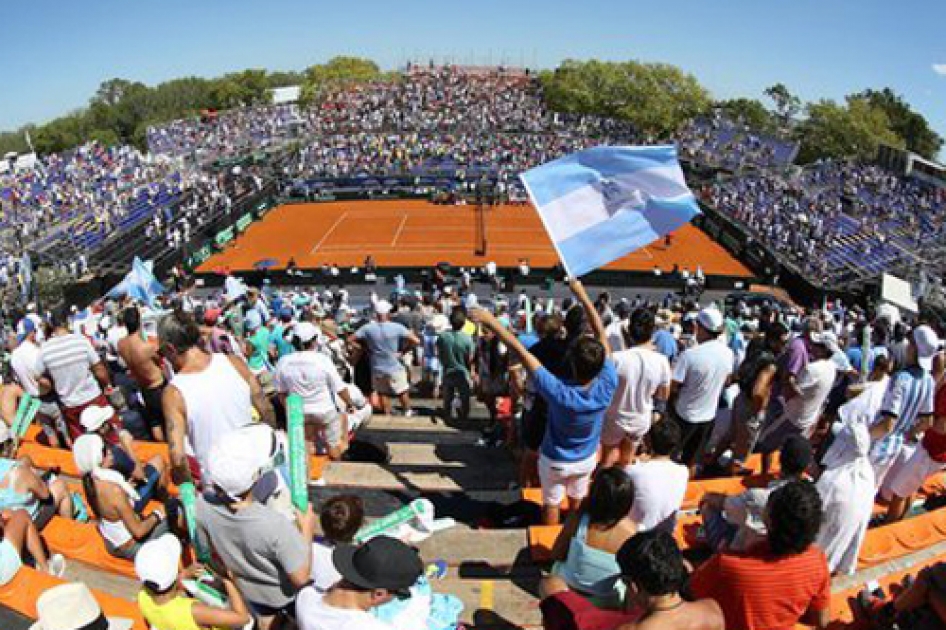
[520,145,701,278]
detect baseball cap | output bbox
[810,331,840,354]
[207,429,269,501]
[913,325,942,372]
[135,534,182,592]
[16,317,36,342]
[375,300,393,315]
[294,322,320,345]
[696,307,724,333]
[203,308,222,325]
[80,405,115,432]
[332,536,423,595]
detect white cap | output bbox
[80,405,115,432]
[810,331,840,354]
[294,321,320,344]
[135,534,182,592]
[30,582,133,630]
[696,307,724,333]
[914,325,942,372]
[73,434,105,474]
[431,314,450,334]
[375,300,393,315]
[207,428,268,500]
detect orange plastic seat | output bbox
[528,525,562,563]
[0,567,146,629]
[857,527,900,569]
[892,511,943,551]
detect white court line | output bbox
[316,245,554,253]
[390,215,409,247]
[309,212,349,254]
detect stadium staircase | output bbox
[4,394,946,629]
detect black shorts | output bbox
[140,382,167,431]
[675,416,713,466]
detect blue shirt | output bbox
[536,359,618,463]
[355,321,410,376]
[653,330,678,362]
[518,332,540,349]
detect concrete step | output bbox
[325,460,516,492]
[414,529,532,572]
[441,576,543,628]
[64,560,141,600]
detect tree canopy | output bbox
[794,96,904,163]
[853,88,943,159]
[539,59,712,138]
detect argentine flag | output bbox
[520,145,701,277]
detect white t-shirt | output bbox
[625,459,689,531]
[783,358,837,432]
[10,340,42,396]
[296,587,390,630]
[606,347,671,425]
[310,541,342,592]
[604,320,626,353]
[274,351,346,416]
[36,333,103,408]
[672,339,734,423]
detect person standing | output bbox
[37,309,120,442]
[160,309,273,484]
[472,279,616,525]
[10,318,67,447]
[352,301,419,416]
[669,307,734,473]
[117,307,167,441]
[437,307,475,422]
[602,309,671,468]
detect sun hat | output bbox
[80,405,115,433]
[293,322,320,345]
[135,534,182,593]
[914,325,942,372]
[29,582,134,630]
[696,307,724,333]
[332,536,423,595]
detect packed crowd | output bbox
[709,160,946,285]
[2,265,946,630]
[0,142,192,252]
[679,114,799,171]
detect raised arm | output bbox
[470,309,541,374]
[569,279,610,354]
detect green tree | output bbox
[854,88,943,159]
[300,56,381,103]
[540,59,711,137]
[764,83,801,123]
[795,96,904,163]
[716,98,776,133]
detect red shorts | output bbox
[62,393,123,444]
[540,591,638,630]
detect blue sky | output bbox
[1,0,944,153]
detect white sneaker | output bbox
[47,554,67,577]
[403,409,415,418]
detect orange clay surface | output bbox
[199,200,752,277]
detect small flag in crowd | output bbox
[519,145,701,278]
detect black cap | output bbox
[332,536,423,593]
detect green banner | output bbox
[236,213,253,231]
[215,226,235,246]
[286,394,310,511]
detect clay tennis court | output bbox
[198,200,751,276]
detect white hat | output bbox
[73,434,106,474]
[294,321,320,345]
[810,331,840,354]
[913,325,942,372]
[696,307,724,333]
[0,422,10,444]
[207,428,268,500]
[431,314,450,334]
[80,405,115,432]
[29,582,134,630]
[135,534,182,592]
[375,300,393,315]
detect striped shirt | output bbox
[37,333,102,407]
[690,544,830,630]
[870,367,935,466]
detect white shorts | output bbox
[600,412,650,447]
[874,444,911,494]
[538,453,598,506]
[372,369,410,397]
[885,444,945,500]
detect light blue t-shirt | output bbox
[653,330,678,362]
[536,359,618,463]
[355,321,410,376]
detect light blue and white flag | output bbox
[519,145,701,277]
[107,257,165,306]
